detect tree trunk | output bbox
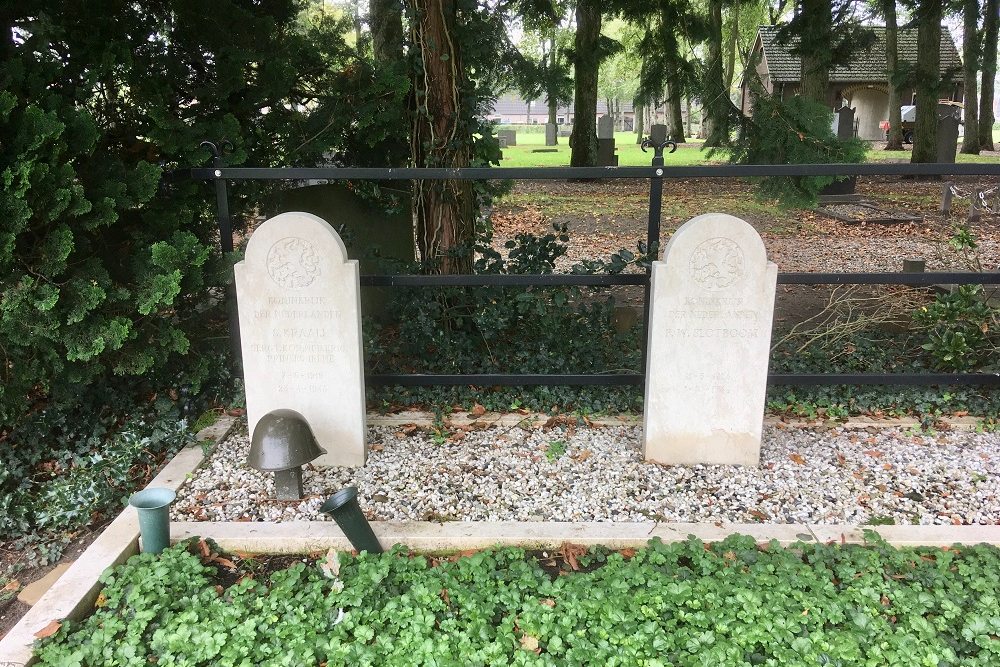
[960,0,981,154]
[799,0,832,106]
[980,0,998,150]
[686,95,693,137]
[884,0,905,150]
[724,0,739,91]
[667,79,685,142]
[547,37,559,144]
[570,0,601,167]
[703,0,729,145]
[372,0,404,65]
[410,0,474,273]
[911,0,942,163]
[635,102,644,142]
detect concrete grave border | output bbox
[2,411,996,664]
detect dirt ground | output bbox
[0,526,106,640]
[491,175,1000,333]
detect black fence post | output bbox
[200,141,243,376]
[639,139,677,376]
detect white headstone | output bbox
[235,212,367,467]
[643,213,777,466]
[597,114,614,139]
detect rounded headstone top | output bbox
[243,211,351,275]
[248,409,327,471]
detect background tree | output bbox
[703,0,735,145]
[514,9,574,143]
[910,0,942,162]
[623,0,706,144]
[569,0,605,166]
[959,0,981,154]
[980,0,998,150]
[882,0,906,150]
[777,0,874,106]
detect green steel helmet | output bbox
[248,409,326,472]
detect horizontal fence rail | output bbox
[358,272,1000,287]
[191,162,1000,181]
[364,373,1000,386]
[194,152,1000,389]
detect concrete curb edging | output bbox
[0,416,237,666]
[365,410,990,431]
[171,520,1000,553]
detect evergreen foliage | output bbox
[0,2,406,428]
[729,95,867,206]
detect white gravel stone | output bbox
[171,422,1000,526]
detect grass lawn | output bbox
[495,128,998,168]
[498,132,714,168]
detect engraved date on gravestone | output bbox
[267,237,320,288]
[690,237,745,290]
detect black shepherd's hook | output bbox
[640,138,678,157]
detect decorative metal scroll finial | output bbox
[199,140,234,163]
[640,138,678,157]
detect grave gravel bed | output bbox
[172,423,1000,526]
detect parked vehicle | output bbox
[880,101,963,144]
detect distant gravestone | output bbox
[597,138,618,166]
[498,129,517,146]
[833,107,855,140]
[235,212,367,468]
[597,114,614,139]
[649,124,668,144]
[643,213,777,466]
[545,123,558,146]
[936,113,960,163]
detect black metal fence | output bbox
[191,142,1000,388]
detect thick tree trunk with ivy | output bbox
[883,0,905,150]
[799,0,832,105]
[635,103,644,142]
[911,0,941,163]
[570,0,601,167]
[980,0,998,151]
[702,0,729,146]
[410,0,475,274]
[960,0,981,154]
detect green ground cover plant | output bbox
[36,535,1000,666]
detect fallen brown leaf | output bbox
[789,453,806,465]
[470,403,486,417]
[34,620,61,638]
[2,579,19,592]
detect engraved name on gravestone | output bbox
[235,211,367,467]
[643,213,777,466]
